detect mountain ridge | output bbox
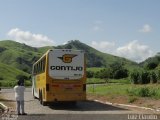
[0,40,140,86]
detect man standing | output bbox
[14,80,27,115]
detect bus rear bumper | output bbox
[46,93,86,102]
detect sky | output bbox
[0,0,160,63]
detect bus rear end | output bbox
[46,49,86,103]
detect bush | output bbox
[138,87,150,97]
[16,75,28,81]
[146,62,158,70]
[94,62,128,79]
[87,71,94,78]
[126,87,157,98]
[158,69,160,83]
[110,62,128,79]
[25,80,32,86]
[150,71,158,83]
[113,69,128,79]
[1,81,17,87]
[98,68,111,79]
[140,71,150,84]
[130,70,140,84]
[0,77,3,80]
[130,70,150,84]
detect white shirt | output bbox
[14,85,25,101]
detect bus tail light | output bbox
[46,84,49,91]
[83,84,86,91]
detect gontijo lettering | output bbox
[50,66,83,71]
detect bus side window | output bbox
[36,63,39,74]
[41,60,43,72]
[33,56,46,75]
[38,62,40,73]
[39,62,41,73]
[42,57,46,72]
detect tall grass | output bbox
[126,86,160,98]
[87,83,160,99]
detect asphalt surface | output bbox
[0,88,159,120]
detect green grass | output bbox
[87,83,160,99]
[109,78,131,84]
[87,78,131,84]
[87,83,129,95]
[87,78,106,84]
[126,84,160,99]
[0,62,30,87]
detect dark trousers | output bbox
[16,101,24,114]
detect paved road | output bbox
[0,88,159,120]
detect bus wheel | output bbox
[40,91,47,106]
[40,90,43,104]
[42,101,47,106]
[33,89,36,99]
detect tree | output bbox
[110,62,128,79]
[130,70,140,84]
[86,71,94,78]
[130,70,150,84]
[140,71,150,84]
[146,62,158,70]
[0,77,3,80]
[158,69,160,83]
[99,68,111,79]
[150,71,158,83]
[16,75,28,81]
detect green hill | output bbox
[0,62,30,86]
[0,40,49,86]
[140,53,160,70]
[56,40,139,70]
[0,40,49,73]
[0,40,140,87]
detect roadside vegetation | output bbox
[87,59,160,104]
[87,84,160,99]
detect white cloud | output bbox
[139,24,152,33]
[91,40,154,62]
[91,41,115,53]
[116,40,154,62]
[7,28,55,47]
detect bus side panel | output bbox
[32,76,38,98]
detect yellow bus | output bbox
[32,49,86,105]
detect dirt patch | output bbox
[0,94,15,108]
[133,98,160,110]
[87,94,160,110]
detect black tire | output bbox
[42,101,47,106]
[40,90,42,105]
[40,90,47,106]
[32,88,36,99]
